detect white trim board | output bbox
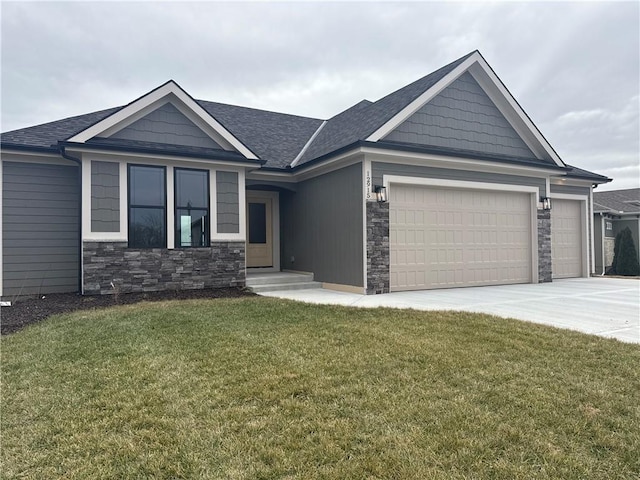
[290,120,327,168]
[67,81,258,160]
[383,175,540,194]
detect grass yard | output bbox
[2,297,639,479]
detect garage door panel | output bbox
[551,199,583,279]
[390,184,532,291]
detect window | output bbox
[128,165,166,248]
[606,221,613,231]
[175,168,209,247]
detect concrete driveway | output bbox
[260,277,640,344]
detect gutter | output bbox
[58,146,84,295]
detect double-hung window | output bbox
[128,165,166,248]
[175,168,210,247]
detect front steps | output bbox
[246,272,322,293]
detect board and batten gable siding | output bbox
[216,171,239,233]
[384,72,536,159]
[3,161,79,296]
[281,163,364,287]
[107,103,224,149]
[372,162,547,197]
[91,161,120,232]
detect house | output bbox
[0,50,611,298]
[593,188,640,274]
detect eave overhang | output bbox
[59,141,265,166]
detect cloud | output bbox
[1,1,638,186]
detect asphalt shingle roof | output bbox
[296,52,476,166]
[593,188,640,214]
[197,101,323,168]
[1,107,121,150]
[0,50,608,182]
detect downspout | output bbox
[600,213,606,275]
[59,146,84,295]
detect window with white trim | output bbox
[174,168,210,247]
[128,165,166,248]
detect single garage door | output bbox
[551,199,583,279]
[390,184,533,291]
[3,161,80,296]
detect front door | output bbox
[246,195,273,267]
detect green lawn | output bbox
[2,297,639,479]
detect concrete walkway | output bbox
[260,277,640,344]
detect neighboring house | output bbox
[0,50,610,298]
[593,188,640,274]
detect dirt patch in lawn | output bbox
[0,288,255,336]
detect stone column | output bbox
[366,201,390,294]
[537,209,552,282]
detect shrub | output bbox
[612,227,640,276]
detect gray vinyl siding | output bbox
[216,171,239,233]
[384,72,535,159]
[3,161,79,296]
[281,163,363,287]
[372,162,546,196]
[549,184,591,196]
[91,161,119,232]
[108,103,223,149]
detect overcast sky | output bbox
[1,1,638,191]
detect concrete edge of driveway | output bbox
[259,278,640,344]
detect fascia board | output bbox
[66,81,258,160]
[366,52,482,142]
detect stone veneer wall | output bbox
[366,201,390,294]
[537,209,552,283]
[83,241,245,294]
[604,237,615,268]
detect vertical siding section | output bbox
[108,103,224,149]
[91,160,120,232]
[3,162,79,296]
[384,72,535,159]
[216,171,239,233]
[281,163,363,287]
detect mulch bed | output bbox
[0,287,255,336]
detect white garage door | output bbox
[390,184,533,291]
[551,199,583,279]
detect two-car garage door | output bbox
[390,184,533,291]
